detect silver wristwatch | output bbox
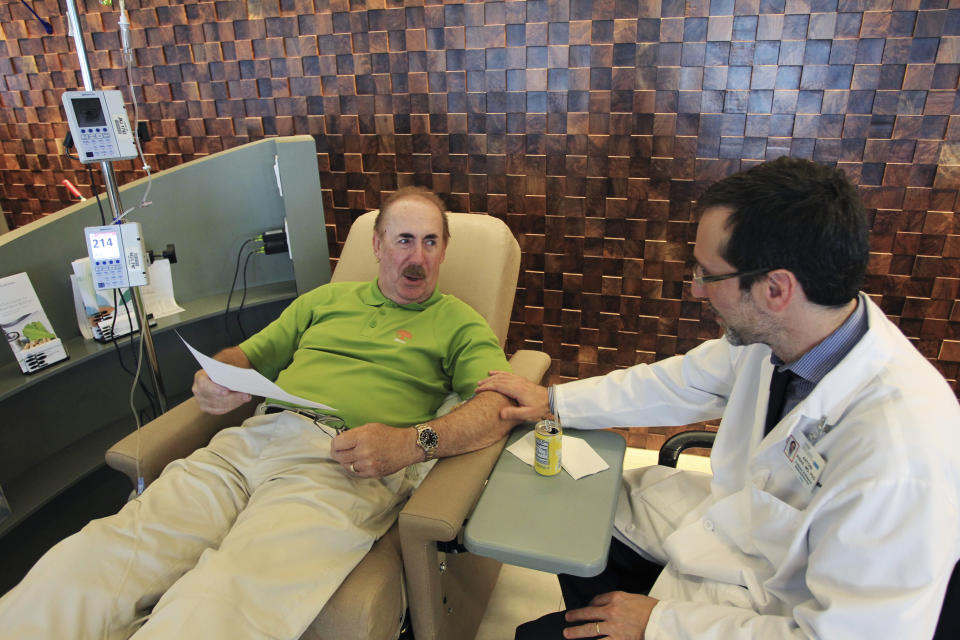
[415,423,439,461]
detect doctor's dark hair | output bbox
[375,186,450,243]
[697,157,869,308]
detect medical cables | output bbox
[112,0,153,223]
[224,231,289,341]
[85,166,160,425]
[225,239,258,342]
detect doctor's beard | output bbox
[707,301,773,348]
[713,310,748,346]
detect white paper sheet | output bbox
[140,259,185,319]
[180,335,337,412]
[506,430,610,480]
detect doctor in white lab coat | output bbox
[480,157,960,640]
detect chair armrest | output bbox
[105,397,258,487]
[506,348,551,384]
[399,441,505,640]
[399,348,550,539]
[658,430,717,468]
[399,348,550,639]
[400,438,507,541]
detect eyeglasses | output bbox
[692,264,772,286]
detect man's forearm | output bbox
[329,390,518,477]
[214,346,252,369]
[426,390,518,459]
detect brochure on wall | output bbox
[0,272,69,373]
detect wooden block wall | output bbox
[1,0,958,416]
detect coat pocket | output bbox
[744,483,806,574]
[617,466,712,562]
[691,483,807,610]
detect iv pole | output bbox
[64,0,168,412]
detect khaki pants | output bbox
[0,411,419,640]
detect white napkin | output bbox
[506,430,609,480]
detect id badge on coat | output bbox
[783,417,827,490]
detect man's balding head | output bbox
[375,186,449,244]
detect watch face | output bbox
[419,427,438,449]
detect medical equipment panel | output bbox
[61,90,138,163]
[84,223,149,290]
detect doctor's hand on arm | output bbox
[330,389,517,479]
[191,346,253,415]
[476,371,551,422]
[563,592,658,640]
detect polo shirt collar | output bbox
[361,279,442,310]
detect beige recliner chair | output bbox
[106,210,551,640]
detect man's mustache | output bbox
[403,265,426,279]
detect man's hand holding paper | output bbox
[182,336,337,414]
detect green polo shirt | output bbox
[238,280,510,429]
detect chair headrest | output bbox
[331,210,520,347]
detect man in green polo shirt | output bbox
[0,187,515,640]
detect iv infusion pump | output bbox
[84,223,149,290]
[61,90,138,163]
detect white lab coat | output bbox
[555,294,960,639]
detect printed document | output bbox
[181,335,337,411]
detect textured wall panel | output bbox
[1,0,958,416]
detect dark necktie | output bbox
[764,367,796,435]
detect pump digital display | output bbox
[71,97,106,128]
[89,230,121,260]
